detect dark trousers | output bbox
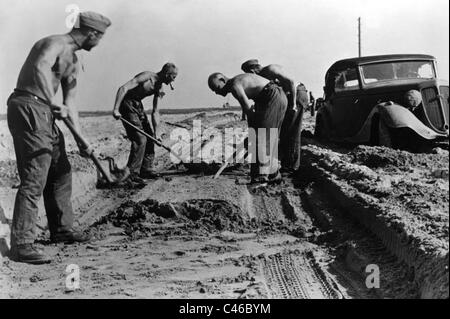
[249,82,287,176]
[119,99,155,175]
[7,92,73,246]
[279,105,304,171]
[279,85,307,171]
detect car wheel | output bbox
[314,114,330,140]
[377,119,393,148]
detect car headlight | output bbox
[404,90,422,108]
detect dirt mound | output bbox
[179,111,241,128]
[93,195,312,241]
[350,145,449,172]
[95,198,250,238]
[176,199,247,231]
[0,153,98,187]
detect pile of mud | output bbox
[179,112,241,128]
[94,196,311,240]
[302,142,449,298]
[0,153,105,187]
[95,198,250,238]
[349,145,449,172]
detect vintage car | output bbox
[315,54,449,148]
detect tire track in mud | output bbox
[250,191,287,222]
[301,140,449,298]
[247,183,344,299]
[260,251,341,299]
[301,182,420,298]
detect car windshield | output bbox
[360,60,435,84]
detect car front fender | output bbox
[377,102,442,140]
[343,102,442,143]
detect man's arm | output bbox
[61,62,81,132]
[265,65,296,110]
[61,60,93,155]
[151,89,160,138]
[112,71,152,119]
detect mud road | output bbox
[0,110,447,299]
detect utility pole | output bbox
[358,17,362,57]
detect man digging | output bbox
[208,72,287,184]
[241,59,304,176]
[112,63,178,183]
[6,12,111,264]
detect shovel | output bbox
[119,117,186,163]
[62,117,130,186]
[214,137,248,179]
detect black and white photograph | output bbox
[0,0,448,302]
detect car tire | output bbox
[378,119,393,148]
[314,114,330,140]
[370,116,394,147]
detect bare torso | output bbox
[126,72,161,101]
[230,74,270,101]
[16,35,78,102]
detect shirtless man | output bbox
[112,63,178,181]
[6,12,111,264]
[241,59,296,109]
[241,59,303,174]
[208,73,287,183]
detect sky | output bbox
[0,0,448,114]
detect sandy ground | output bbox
[0,110,447,299]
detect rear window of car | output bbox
[334,68,359,92]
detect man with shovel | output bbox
[6,12,111,264]
[208,72,287,184]
[241,59,303,175]
[112,63,178,182]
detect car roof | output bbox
[327,54,436,73]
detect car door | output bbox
[328,67,363,137]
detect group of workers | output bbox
[6,11,308,264]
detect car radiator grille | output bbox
[439,86,449,126]
[422,87,445,130]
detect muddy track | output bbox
[301,182,419,298]
[302,155,447,298]
[299,131,449,298]
[246,182,345,299]
[261,251,342,299]
[1,112,444,299]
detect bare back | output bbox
[125,72,161,101]
[260,64,292,89]
[260,64,296,108]
[230,73,270,101]
[16,35,79,102]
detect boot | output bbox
[268,171,283,184]
[9,244,51,265]
[129,173,146,184]
[51,229,91,244]
[250,174,270,184]
[140,169,160,179]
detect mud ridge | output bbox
[302,183,420,298]
[302,146,448,298]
